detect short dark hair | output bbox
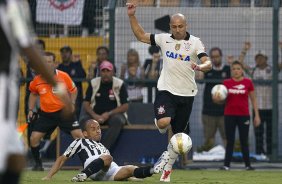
[79,117,93,131]
[60,46,72,54]
[96,46,109,55]
[45,51,56,61]
[231,60,243,68]
[209,47,223,57]
[36,39,46,50]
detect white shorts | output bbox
[0,122,25,172]
[89,162,122,181]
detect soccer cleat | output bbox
[154,119,168,134]
[246,166,255,171]
[160,169,172,182]
[219,166,230,171]
[71,173,87,182]
[32,163,44,171]
[154,151,170,174]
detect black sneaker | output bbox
[32,163,44,171]
[246,166,255,171]
[219,166,230,171]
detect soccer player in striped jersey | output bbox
[42,118,169,182]
[0,0,72,183]
[127,2,212,182]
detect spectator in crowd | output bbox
[29,52,84,171]
[143,46,163,80]
[58,46,86,118]
[82,61,129,151]
[88,46,111,79]
[214,61,260,170]
[197,47,230,152]
[120,49,144,102]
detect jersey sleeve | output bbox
[195,39,207,58]
[63,73,77,93]
[150,34,163,47]
[29,79,38,94]
[63,139,82,158]
[6,0,35,48]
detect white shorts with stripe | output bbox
[89,162,122,181]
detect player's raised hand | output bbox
[126,2,136,16]
[243,41,251,51]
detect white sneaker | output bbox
[71,173,87,182]
[160,169,172,182]
[153,151,169,174]
[154,119,167,134]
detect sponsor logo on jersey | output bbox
[165,51,190,62]
[229,84,246,94]
[72,121,79,127]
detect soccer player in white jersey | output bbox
[42,118,169,182]
[0,0,72,183]
[127,2,212,182]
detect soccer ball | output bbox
[211,84,228,100]
[170,133,192,155]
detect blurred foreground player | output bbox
[0,0,73,183]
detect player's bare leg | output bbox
[155,117,171,134]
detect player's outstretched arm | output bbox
[126,2,151,44]
[42,155,69,180]
[192,56,212,72]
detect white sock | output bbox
[164,143,179,171]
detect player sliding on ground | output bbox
[42,118,169,182]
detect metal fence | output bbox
[19,0,281,161]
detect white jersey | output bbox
[151,33,207,96]
[252,65,272,110]
[64,138,110,168]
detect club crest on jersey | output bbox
[184,42,192,51]
[175,44,181,51]
[49,0,77,11]
[157,105,165,115]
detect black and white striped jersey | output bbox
[64,138,110,167]
[0,0,34,123]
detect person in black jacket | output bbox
[58,46,86,117]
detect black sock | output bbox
[2,170,20,184]
[31,145,41,165]
[82,158,104,177]
[133,166,153,178]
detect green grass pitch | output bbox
[22,170,281,184]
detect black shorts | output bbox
[154,90,194,134]
[32,110,81,134]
